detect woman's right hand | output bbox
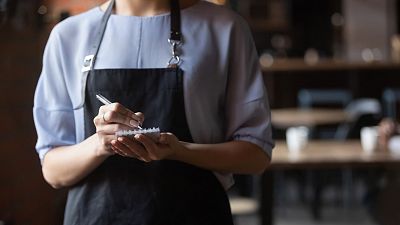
[93,103,144,156]
[378,118,398,149]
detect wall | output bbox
[48,0,103,19]
[0,21,65,225]
[0,0,104,224]
[343,0,398,62]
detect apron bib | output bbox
[64,1,233,224]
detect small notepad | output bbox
[115,127,161,142]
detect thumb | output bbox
[159,132,178,145]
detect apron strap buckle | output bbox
[168,56,180,68]
[167,39,182,68]
[82,55,95,72]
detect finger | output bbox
[108,103,144,122]
[96,123,133,134]
[93,114,105,126]
[99,103,130,115]
[111,145,125,157]
[103,110,141,128]
[112,140,141,158]
[159,133,168,144]
[135,134,159,159]
[111,140,130,157]
[134,112,145,125]
[99,103,144,127]
[118,137,151,162]
[159,132,179,145]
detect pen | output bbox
[96,94,143,129]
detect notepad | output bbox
[115,127,160,142]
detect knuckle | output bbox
[99,105,106,113]
[93,116,99,125]
[136,112,145,121]
[113,103,122,111]
[106,111,115,121]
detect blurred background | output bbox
[1,0,400,225]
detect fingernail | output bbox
[118,137,123,142]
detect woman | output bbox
[33,0,274,224]
[378,118,400,151]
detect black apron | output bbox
[64,0,233,224]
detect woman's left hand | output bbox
[110,132,185,162]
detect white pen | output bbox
[96,94,143,129]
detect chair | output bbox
[293,91,382,220]
[297,89,353,139]
[382,88,400,118]
[331,98,382,214]
[298,89,353,109]
[335,98,382,140]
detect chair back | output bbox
[298,89,352,109]
[345,98,381,120]
[335,98,382,140]
[382,88,400,118]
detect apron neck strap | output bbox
[169,0,182,42]
[81,0,115,73]
[82,0,182,73]
[94,0,115,57]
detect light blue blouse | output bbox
[33,1,274,189]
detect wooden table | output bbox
[271,141,400,169]
[261,59,400,73]
[260,141,400,225]
[271,108,349,129]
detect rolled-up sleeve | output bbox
[33,27,76,162]
[224,18,274,157]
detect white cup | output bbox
[286,126,309,153]
[388,135,400,154]
[360,126,379,153]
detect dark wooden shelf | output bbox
[247,18,289,32]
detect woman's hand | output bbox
[111,132,270,174]
[378,118,398,149]
[93,103,144,157]
[110,132,185,162]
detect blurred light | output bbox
[304,48,319,65]
[361,48,374,63]
[259,52,274,67]
[38,5,47,15]
[271,34,291,50]
[372,48,383,61]
[206,0,226,5]
[331,12,344,27]
[391,35,400,63]
[392,35,400,48]
[361,48,383,62]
